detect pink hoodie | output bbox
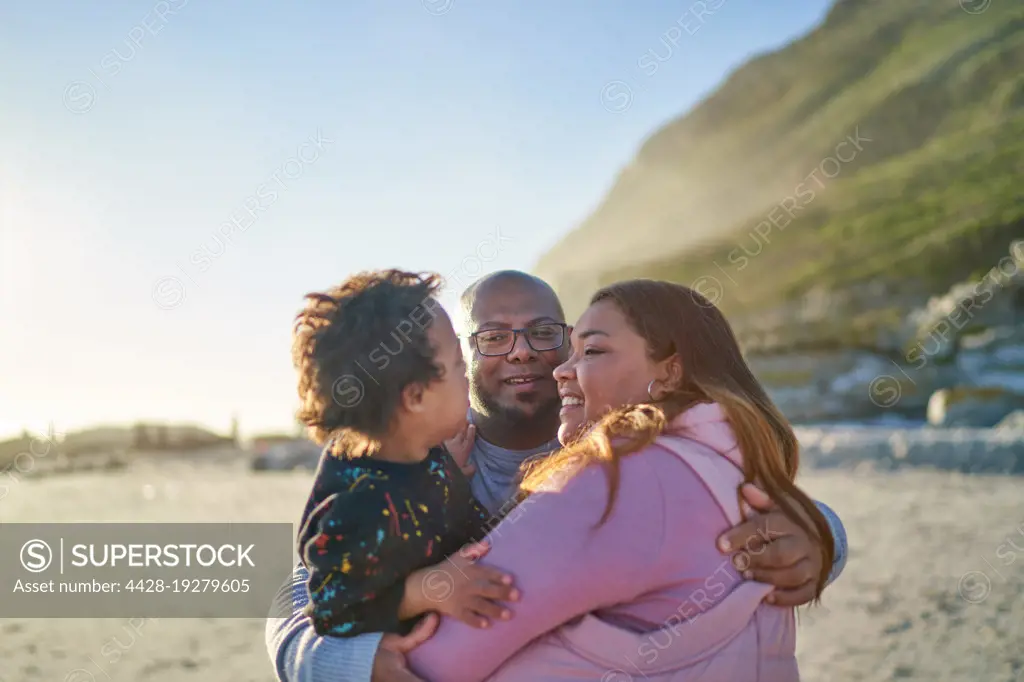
[407,403,799,682]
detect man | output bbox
[266,270,849,682]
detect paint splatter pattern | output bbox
[297,445,491,637]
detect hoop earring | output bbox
[647,379,658,401]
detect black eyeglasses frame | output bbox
[468,322,569,357]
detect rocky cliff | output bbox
[747,241,1024,423]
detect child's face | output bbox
[419,306,471,443]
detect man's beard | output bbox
[470,382,561,428]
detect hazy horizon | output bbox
[0,0,834,440]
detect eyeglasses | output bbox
[469,323,568,357]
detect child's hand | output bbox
[444,422,477,478]
[403,541,518,628]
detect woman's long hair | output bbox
[518,279,834,600]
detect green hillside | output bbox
[536,0,1024,340]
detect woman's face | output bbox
[553,300,671,445]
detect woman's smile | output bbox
[558,388,584,416]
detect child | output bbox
[291,269,516,637]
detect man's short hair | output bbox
[460,270,564,330]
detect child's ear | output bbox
[402,382,427,413]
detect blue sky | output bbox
[0,0,833,439]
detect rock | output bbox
[794,425,1024,474]
[926,387,1024,427]
[751,350,878,422]
[996,410,1024,432]
[957,326,1024,394]
[751,349,954,422]
[910,240,1024,342]
[721,241,1024,424]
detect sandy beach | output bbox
[0,454,1020,682]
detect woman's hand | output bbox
[444,422,477,478]
[716,483,825,607]
[401,541,519,628]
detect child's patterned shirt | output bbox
[297,445,491,637]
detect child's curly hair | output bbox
[292,269,446,448]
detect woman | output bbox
[406,279,834,681]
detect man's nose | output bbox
[505,332,536,362]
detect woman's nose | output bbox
[552,354,576,381]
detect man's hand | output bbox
[716,483,825,607]
[444,422,477,478]
[372,613,438,682]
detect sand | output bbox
[0,454,1020,682]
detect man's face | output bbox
[467,282,568,426]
